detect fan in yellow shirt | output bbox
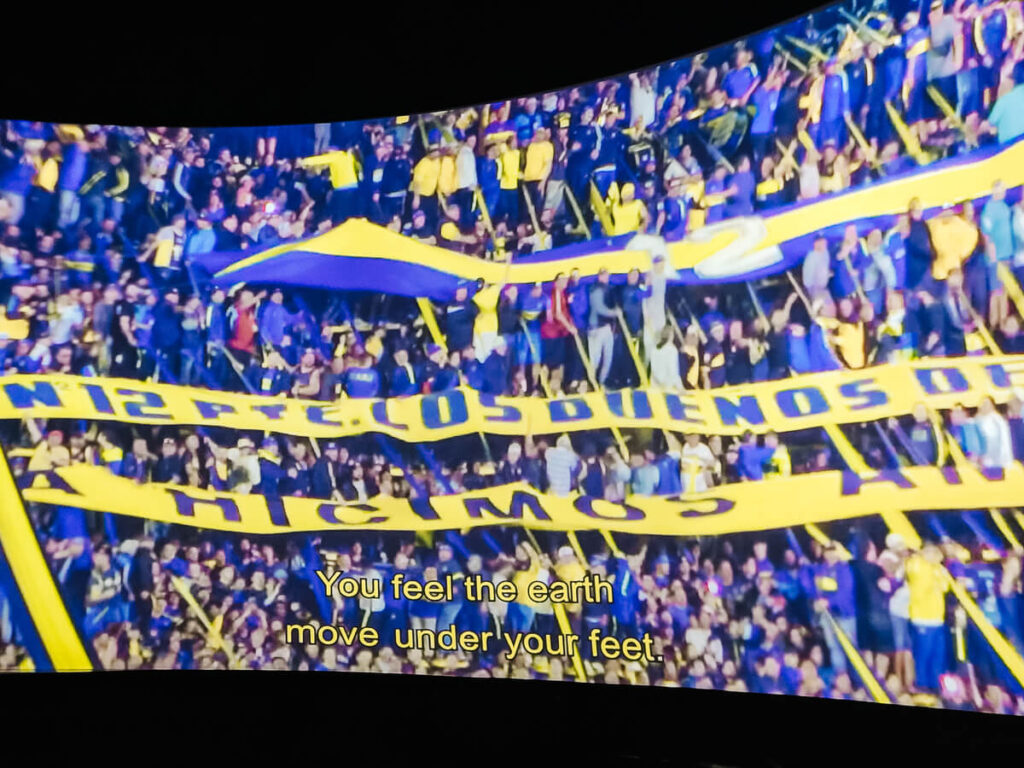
[610,183,649,235]
[296,149,361,190]
[927,203,980,282]
[523,128,554,184]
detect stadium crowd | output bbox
[1,0,1024,714]
[2,2,1024,403]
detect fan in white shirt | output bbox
[650,325,683,390]
[975,397,1014,470]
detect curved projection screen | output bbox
[1,0,1024,715]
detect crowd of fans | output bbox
[1,0,1024,714]
[3,2,1024,400]
[5,430,1024,716]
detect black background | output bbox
[3,2,1024,764]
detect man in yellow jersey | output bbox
[410,141,443,228]
[297,143,362,225]
[496,137,521,225]
[610,182,649,235]
[905,542,951,694]
[928,202,979,282]
[523,126,554,215]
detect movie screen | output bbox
[1,0,1023,717]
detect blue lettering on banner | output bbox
[166,489,241,522]
[573,496,645,521]
[264,498,291,527]
[306,406,342,427]
[116,389,171,420]
[464,491,551,521]
[840,469,915,495]
[941,465,1006,485]
[17,470,82,496]
[193,400,238,420]
[371,401,409,431]
[317,503,387,526]
[548,397,594,423]
[251,404,287,420]
[606,390,653,419]
[838,378,888,411]
[713,395,766,427]
[478,393,522,423]
[409,497,440,521]
[775,386,830,418]
[672,497,735,518]
[985,364,1011,389]
[914,367,969,395]
[3,381,61,409]
[664,394,704,424]
[82,383,115,414]
[420,390,469,429]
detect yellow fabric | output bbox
[34,157,60,193]
[499,148,521,190]
[765,445,791,477]
[927,215,979,280]
[2,356,1021,440]
[298,151,359,190]
[834,321,865,369]
[523,141,554,182]
[411,156,441,197]
[440,221,462,242]
[473,284,501,336]
[800,76,825,124]
[153,239,174,268]
[906,553,949,623]
[610,199,646,235]
[20,460,1024,538]
[438,155,458,197]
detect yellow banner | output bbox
[17,461,1024,537]
[1,357,1021,440]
